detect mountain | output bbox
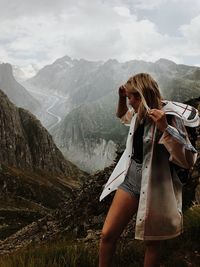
[0,89,86,240]
[52,92,128,172]
[24,57,121,121]
[0,63,41,114]
[26,56,103,96]
[26,56,200,104]
[0,89,83,177]
[26,56,200,172]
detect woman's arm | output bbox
[116,86,128,118]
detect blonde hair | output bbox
[124,73,162,121]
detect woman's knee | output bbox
[100,228,119,244]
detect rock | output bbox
[0,89,84,178]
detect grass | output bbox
[0,240,98,267]
[0,205,199,267]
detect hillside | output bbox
[0,63,40,114]
[0,89,86,240]
[52,93,128,172]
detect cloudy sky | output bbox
[1,0,200,75]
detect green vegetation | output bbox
[0,240,98,267]
[0,205,199,267]
[0,164,79,240]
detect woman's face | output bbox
[126,91,141,112]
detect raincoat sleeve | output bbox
[119,108,135,126]
[158,116,197,169]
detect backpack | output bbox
[167,114,199,184]
[161,99,199,184]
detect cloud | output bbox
[180,15,200,54]
[0,47,9,62]
[132,0,165,10]
[0,0,76,20]
[0,0,200,69]
[114,6,131,17]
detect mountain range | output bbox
[25,56,200,172]
[1,56,200,172]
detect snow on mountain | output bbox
[13,64,39,82]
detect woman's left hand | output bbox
[148,109,168,132]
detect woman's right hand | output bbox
[118,85,127,98]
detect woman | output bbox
[99,73,198,267]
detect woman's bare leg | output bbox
[99,189,139,267]
[144,241,161,267]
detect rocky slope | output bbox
[0,63,40,113]
[0,89,83,177]
[0,89,86,240]
[0,162,115,254]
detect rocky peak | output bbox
[0,62,40,113]
[155,58,176,66]
[0,89,32,169]
[0,89,82,177]
[54,55,73,63]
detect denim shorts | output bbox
[118,159,142,199]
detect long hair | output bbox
[124,73,162,121]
